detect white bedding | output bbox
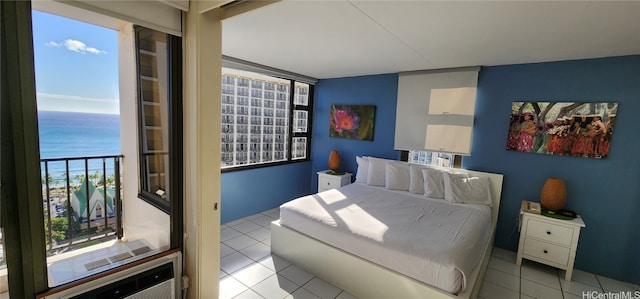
[279,182,492,294]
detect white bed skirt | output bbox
[271,220,495,299]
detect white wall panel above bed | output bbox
[394,67,479,155]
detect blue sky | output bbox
[32,10,119,114]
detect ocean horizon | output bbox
[38,110,121,180]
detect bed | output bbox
[271,159,503,299]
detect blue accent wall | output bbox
[463,55,640,283]
[221,161,312,224]
[310,56,640,283]
[310,74,400,192]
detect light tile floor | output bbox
[220,208,640,299]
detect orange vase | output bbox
[540,177,566,212]
[328,150,340,171]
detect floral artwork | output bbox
[329,105,375,141]
[506,102,618,159]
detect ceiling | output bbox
[221,1,640,79]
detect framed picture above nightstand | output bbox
[516,203,586,280]
[317,170,352,193]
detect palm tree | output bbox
[41,173,59,186]
[72,174,85,190]
[106,173,116,187]
[89,171,103,186]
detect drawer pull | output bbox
[543,250,548,254]
[546,231,551,235]
[327,182,330,185]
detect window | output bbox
[135,26,182,216]
[408,150,458,168]
[2,3,185,296]
[221,68,313,170]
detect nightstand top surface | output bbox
[521,210,585,227]
[317,170,352,177]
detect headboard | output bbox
[464,169,504,227]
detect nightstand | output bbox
[516,210,585,280]
[317,170,352,193]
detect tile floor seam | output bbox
[271,267,308,299]
[225,218,248,227]
[519,262,523,299]
[485,269,521,293]
[481,280,515,292]
[249,220,267,227]
[245,235,262,243]
[230,271,275,294]
[595,275,605,292]
[231,223,263,235]
[520,275,563,291]
[244,220,263,228]
[221,226,243,236]
[222,251,258,275]
[489,263,522,278]
[557,273,565,299]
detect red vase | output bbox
[328,150,340,171]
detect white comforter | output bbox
[279,183,492,294]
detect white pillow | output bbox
[421,168,446,199]
[355,156,369,183]
[409,164,432,194]
[385,162,410,191]
[442,172,493,206]
[367,157,392,186]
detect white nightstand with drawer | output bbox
[516,210,585,280]
[317,170,352,193]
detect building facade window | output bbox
[221,68,313,170]
[408,151,458,168]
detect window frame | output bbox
[289,82,314,161]
[134,25,183,246]
[220,71,314,173]
[1,2,50,297]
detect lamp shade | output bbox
[540,177,566,212]
[328,150,340,171]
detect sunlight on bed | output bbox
[316,189,347,204]
[335,204,389,242]
[315,190,389,240]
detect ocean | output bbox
[38,110,121,181]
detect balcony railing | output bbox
[41,155,123,256]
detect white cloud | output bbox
[45,41,61,47]
[37,92,119,115]
[64,39,86,53]
[47,39,107,55]
[86,47,103,55]
[37,92,118,104]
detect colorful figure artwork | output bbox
[506,102,618,159]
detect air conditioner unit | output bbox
[42,251,182,299]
